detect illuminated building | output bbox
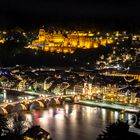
[130,92,137,104]
[74,84,84,94]
[0,39,5,43]
[83,83,92,95]
[26,28,114,53]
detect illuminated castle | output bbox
[26,28,113,53]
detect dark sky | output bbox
[1,0,140,30]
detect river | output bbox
[23,104,133,140]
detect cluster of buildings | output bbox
[0,66,140,106]
[65,82,140,105]
[95,30,140,74]
[81,83,140,105]
[0,27,140,107]
[26,28,114,53]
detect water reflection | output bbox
[114,111,119,121]
[23,104,133,140]
[102,108,106,127]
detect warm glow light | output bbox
[25,28,114,53]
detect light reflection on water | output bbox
[23,104,133,140]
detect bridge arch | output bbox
[64,95,81,103]
[64,96,74,103]
[5,104,14,114]
[36,99,51,108]
[30,101,44,110]
[13,103,27,112]
[47,98,58,107]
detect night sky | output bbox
[1,0,140,30]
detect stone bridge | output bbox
[0,95,81,115]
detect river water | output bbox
[23,104,133,140]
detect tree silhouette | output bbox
[22,125,51,140]
[11,113,32,135]
[131,111,140,129]
[0,114,9,136]
[0,113,51,140]
[97,120,140,140]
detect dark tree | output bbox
[22,125,51,140]
[97,120,140,140]
[11,113,32,135]
[0,114,9,136]
[131,111,140,129]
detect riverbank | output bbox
[78,100,140,113]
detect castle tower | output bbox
[38,28,46,42]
